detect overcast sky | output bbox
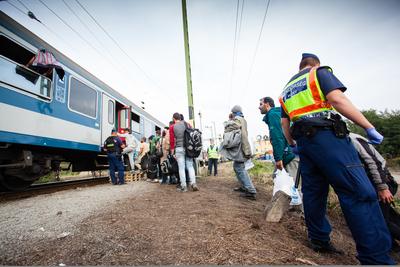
[1,0,399,143]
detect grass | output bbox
[248,160,274,177]
[35,170,79,184]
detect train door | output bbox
[101,93,115,144]
[117,105,131,133]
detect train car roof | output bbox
[0,11,165,128]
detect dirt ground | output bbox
[3,163,399,265]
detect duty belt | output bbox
[290,113,348,139]
[298,111,333,120]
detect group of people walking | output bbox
[103,53,398,265]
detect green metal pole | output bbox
[181,0,195,127]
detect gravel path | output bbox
[0,182,156,261]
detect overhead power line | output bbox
[6,0,76,48]
[5,0,26,15]
[75,0,176,105]
[243,0,271,92]
[228,0,241,109]
[15,0,29,12]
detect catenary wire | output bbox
[6,0,76,49]
[5,0,26,15]
[243,0,271,93]
[74,0,178,106]
[228,0,241,110]
[15,0,29,11]
[60,0,136,80]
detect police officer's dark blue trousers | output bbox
[107,153,125,185]
[297,129,395,265]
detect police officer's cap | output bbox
[301,53,319,61]
[111,129,117,134]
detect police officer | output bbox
[103,129,125,185]
[279,53,395,265]
[207,139,219,176]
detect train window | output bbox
[0,35,52,99]
[69,77,97,118]
[131,112,140,133]
[120,109,128,129]
[108,100,114,124]
[0,35,34,66]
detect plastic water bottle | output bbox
[290,185,301,206]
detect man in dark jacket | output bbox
[103,129,125,185]
[259,97,298,178]
[349,133,400,251]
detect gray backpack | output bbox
[221,129,241,149]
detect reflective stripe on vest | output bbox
[279,66,333,121]
[208,146,218,159]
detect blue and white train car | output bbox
[0,12,165,191]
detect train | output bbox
[0,11,165,191]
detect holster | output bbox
[328,113,349,138]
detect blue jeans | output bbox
[297,129,394,265]
[107,153,125,184]
[233,161,256,193]
[175,147,196,188]
[208,158,218,175]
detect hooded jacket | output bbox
[262,107,295,166]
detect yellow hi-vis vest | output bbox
[207,146,219,159]
[279,66,333,121]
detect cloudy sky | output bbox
[1,0,399,143]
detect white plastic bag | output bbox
[272,169,294,196]
[244,159,254,170]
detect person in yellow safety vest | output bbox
[207,139,219,176]
[279,53,394,265]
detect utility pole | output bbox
[181,0,195,127]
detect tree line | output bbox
[347,110,400,162]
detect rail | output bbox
[0,176,110,201]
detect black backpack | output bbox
[140,153,150,170]
[184,122,202,158]
[104,136,117,153]
[167,154,179,174]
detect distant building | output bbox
[253,135,273,156]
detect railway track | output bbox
[0,176,110,201]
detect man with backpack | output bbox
[349,133,400,251]
[169,112,200,192]
[103,129,125,185]
[221,106,257,200]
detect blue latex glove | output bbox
[290,144,299,155]
[366,127,384,144]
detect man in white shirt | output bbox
[118,128,138,172]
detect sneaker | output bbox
[191,184,199,191]
[152,179,159,183]
[146,178,152,182]
[233,187,246,193]
[239,192,256,200]
[309,239,344,254]
[177,186,188,192]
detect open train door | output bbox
[101,93,115,145]
[117,105,131,134]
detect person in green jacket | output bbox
[259,96,298,178]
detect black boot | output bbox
[239,191,256,200]
[309,239,344,254]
